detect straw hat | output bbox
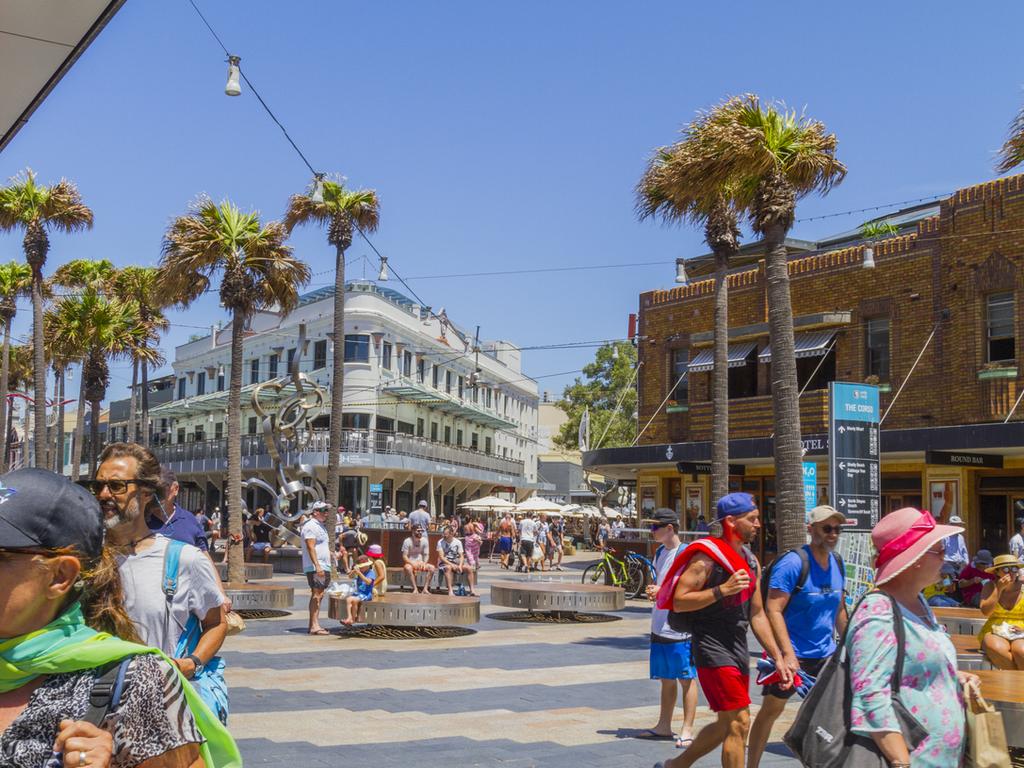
[872,507,963,585]
[985,553,1024,575]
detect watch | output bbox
[186,653,204,675]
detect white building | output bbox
[149,280,541,515]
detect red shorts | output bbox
[697,666,751,712]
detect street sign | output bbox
[803,462,818,519]
[676,461,746,476]
[369,483,384,493]
[829,382,880,531]
[925,450,1003,469]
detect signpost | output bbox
[829,382,880,531]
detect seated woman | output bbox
[978,553,1024,669]
[0,468,240,768]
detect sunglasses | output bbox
[997,566,1021,576]
[649,522,668,532]
[78,479,154,496]
[820,525,843,535]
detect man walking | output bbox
[746,505,847,768]
[497,512,516,569]
[548,513,565,571]
[641,508,697,748]
[409,499,432,531]
[518,511,537,572]
[654,493,790,768]
[302,501,333,635]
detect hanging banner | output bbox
[829,382,881,532]
[803,462,818,520]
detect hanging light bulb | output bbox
[217,363,225,377]
[377,255,389,282]
[675,261,689,285]
[225,56,242,97]
[311,173,325,203]
[862,245,876,269]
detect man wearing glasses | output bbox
[87,443,227,682]
[746,504,848,768]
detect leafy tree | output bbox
[554,341,638,452]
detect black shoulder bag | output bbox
[783,591,928,768]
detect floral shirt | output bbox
[846,592,965,767]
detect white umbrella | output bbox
[515,496,565,514]
[577,505,602,518]
[603,507,622,518]
[458,495,516,511]
[559,504,584,518]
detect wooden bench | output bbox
[973,669,1024,748]
[327,592,480,627]
[949,633,993,671]
[490,580,624,619]
[933,606,986,636]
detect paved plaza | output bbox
[222,554,801,767]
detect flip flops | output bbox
[635,729,676,741]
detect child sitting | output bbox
[342,545,386,625]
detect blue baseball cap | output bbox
[0,468,104,558]
[715,492,757,521]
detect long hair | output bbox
[46,546,142,643]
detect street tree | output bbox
[554,341,638,451]
[0,261,32,471]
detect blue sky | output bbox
[2,1,1023,403]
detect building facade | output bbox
[148,280,540,515]
[585,174,1024,560]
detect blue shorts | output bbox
[498,536,513,553]
[649,639,696,680]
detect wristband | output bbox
[712,585,723,601]
[186,653,204,674]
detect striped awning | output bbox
[688,341,758,373]
[758,330,837,364]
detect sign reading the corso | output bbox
[829,382,881,532]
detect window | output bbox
[250,359,260,384]
[177,378,185,399]
[485,388,492,408]
[456,428,463,446]
[865,318,890,380]
[417,358,426,383]
[196,371,206,396]
[671,348,690,403]
[471,433,479,450]
[444,425,452,444]
[193,427,204,442]
[286,348,296,371]
[381,342,392,371]
[344,334,370,362]
[214,422,223,440]
[797,347,836,391]
[430,422,439,441]
[216,372,225,391]
[484,436,492,454]
[987,292,1016,363]
[314,340,328,370]
[397,420,415,435]
[268,353,279,379]
[458,376,464,399]
[402,350,413,376]
[177,427,185,443]
[416,418,425,437]
[247,416,257,434]
[342,413,371,429]
[727,348,758,399]
[432,366,440,389]
[377,416,395,433]
[446,371,453,394]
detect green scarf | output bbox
[0,603,241,767]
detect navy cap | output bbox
[0,468,104,558]
[715,492,757,521]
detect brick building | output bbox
[584,173,1024,560]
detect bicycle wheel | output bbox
[582,563,608,586]
[624,559,646,599]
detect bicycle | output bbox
[581,548,656,599]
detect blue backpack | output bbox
[162,539,230,724]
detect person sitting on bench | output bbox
[401,525,435,594]
[437,526,470,596]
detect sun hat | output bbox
[366,544,383,559]
[948,514,964,525]
[715,492,757,521]
[985,553,1024,575]
[872,507,963,585]
[973,549,994,567]
[0,468,104,558]
[417,500,428,508]
[808,505,845,525]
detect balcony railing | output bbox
[687,389,830,441]
[152,428,526,477]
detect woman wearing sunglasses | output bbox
[978,553,1024,670]
[0,468,240,767]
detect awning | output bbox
[688,341,758,373]
[758,331,837,364]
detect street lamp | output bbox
[311,174,325,204]
[377,256,389,282]
[225,56,242,97]
[862,246,876,269]
[675,261,689,285]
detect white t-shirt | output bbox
[117,536,225,656]
[519,518,537,542]
[301,519,331,572]
[409,509,431,530]
[650,542,688,641]
[1010,533,1024,559]
[402,536,431,563]
[536,521,550,546]
[437,537,464,564]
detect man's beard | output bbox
[102,496,142,531]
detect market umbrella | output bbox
[602,507,622,518]
[457,495,516,511]
[515,496,565,514]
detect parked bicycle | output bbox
[581,548,655,599]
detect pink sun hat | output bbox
[872,507,963,585]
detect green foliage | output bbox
[859,221,900,240]
[553,341,638,451]
[0,169,93,233]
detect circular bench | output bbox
[223,582,294,614]
[489,580,624,621]
[974,669,1024,748]
[216,562,274,581]
[327,592,480,627]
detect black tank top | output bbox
[692,546,758,671]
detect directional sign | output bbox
[829,382,881,532]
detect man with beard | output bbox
[90,443,227,678]
[653,493,790,768]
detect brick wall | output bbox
[637,174,1024,446]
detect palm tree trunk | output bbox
[141,359,150,447]
[88,396,101,478]
[762,213,805,552]
[226,312,246,584]
[71,373,87,481]
[711,247,730,503]
[55,368,65,474]
[128,357,139,443]
[324,240,346,578]
[50,367,59,471]
[0,320,11,473]
[30,276,46,467]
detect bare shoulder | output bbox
[684,553,713,577]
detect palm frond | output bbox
[0,170,93,233]
[997,103,1024,174]
[284,180,381,234]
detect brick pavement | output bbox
[220,555,802,767]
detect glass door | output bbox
[979,494,1009,555]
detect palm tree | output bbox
[0,261,32,471]
[44,306,77,475]
[113,267,169,446]
[997,102,1024,173]
[637,112,742,503]
[284,181,380,558]
[160,198,310,584]
[46,300,87,479]
[4,344,32,469]
[0,170,93,467]
[693,95,845,550]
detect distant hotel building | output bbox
[141,280,540,515]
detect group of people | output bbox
[494,510,565,572]
[645,492,986,768]
[0,445,242,767]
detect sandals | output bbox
[635,729,676,741]
[308,628,330,635]
[675,736,694,749]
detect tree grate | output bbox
[235,609,292,619]
[488,611,621,624]
[337,624,477,640]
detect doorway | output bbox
[978,494,1023,555]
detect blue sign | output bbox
[831,382,880,423]
[369,483,383,493]
[803,462,818,520]
[829,382,881,531]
